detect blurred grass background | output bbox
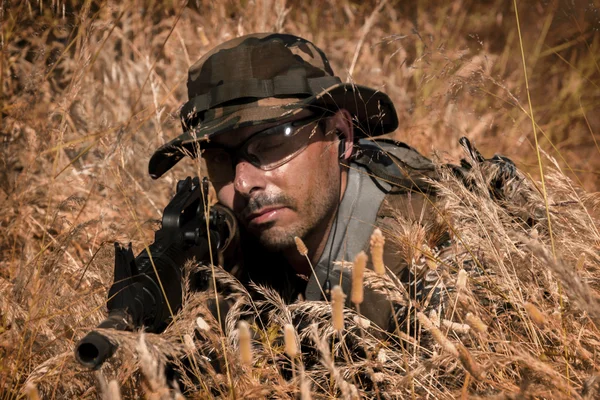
[2,0,599,195]
[1,0,599,398]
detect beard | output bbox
[237,182,340,252]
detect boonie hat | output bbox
[149,33,398,179]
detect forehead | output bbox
[209,109,316,147]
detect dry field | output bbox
[1,0,600,398]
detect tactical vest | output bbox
[305,138,445,330]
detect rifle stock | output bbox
[75,177,238,369]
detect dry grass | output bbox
[1,0,599,398]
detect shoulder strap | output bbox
[348,138,438,195]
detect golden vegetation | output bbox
[369,228,386,276]
[1,0,599,398]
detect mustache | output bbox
[238,193,295,221]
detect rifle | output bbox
[74,176,238,369]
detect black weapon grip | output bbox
[75,176,239,369]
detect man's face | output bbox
[205,114,342,251]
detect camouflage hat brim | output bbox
[148,82,397,179]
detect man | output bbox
[147,33,498,331]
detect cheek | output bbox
[307,141,338,176]
[274,142,338,194]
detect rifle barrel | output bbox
[75,331,118,369]
[74,309,130,369]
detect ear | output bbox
[329,109,354,160]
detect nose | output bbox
[232,160,266,197]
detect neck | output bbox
[284,170,348,276]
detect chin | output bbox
[255,224,301,251]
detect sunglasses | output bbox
[201,116,325,184]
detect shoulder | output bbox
[351,138,439,195]
[354,138,435,172]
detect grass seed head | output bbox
[456,269,468,291]
[24,383,40,400]
[183,334,195,353]
[465,312,488,334]
[524,302,547,328]
[196,316,210,331]
[294,236,308,256]
[284,323,298,358]
[417,311,459,357]
[353,315,371,329]
[351,251,367,305]
[442,319,471,334]
[331,285,346,332]
[370,228,386,275]
[238,320,253,365]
